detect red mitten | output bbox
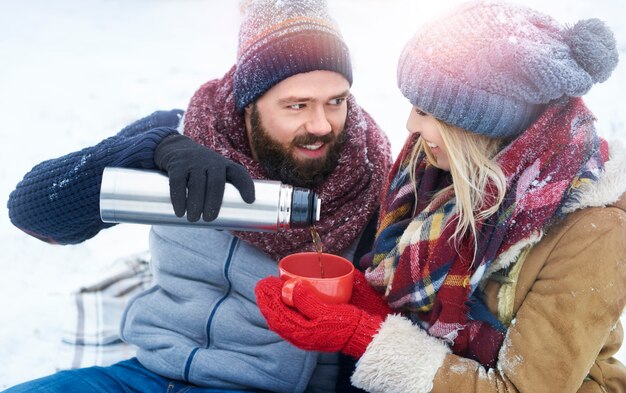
[255,276,383,358]
[349,269,393,319]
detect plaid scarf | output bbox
[184,67,391,260]
[361,97,608,367]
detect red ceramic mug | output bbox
[278,252,354,306]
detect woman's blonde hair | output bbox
[409,119,507,251]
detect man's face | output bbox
[244,70,349,188]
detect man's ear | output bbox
[243,104,253,140]
[243,104,253,131]
[243,103,256,135]
[243,104,257,160]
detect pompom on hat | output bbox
[233,0,353,112]
[397,0,619,139]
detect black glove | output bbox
[154,134,255,222]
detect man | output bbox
[5,0,391,392]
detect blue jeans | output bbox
[3,358,255,393]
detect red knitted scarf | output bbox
[184,67,391,260]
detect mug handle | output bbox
[281,278,300,307]
[281,278,316,307]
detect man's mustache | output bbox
[291,132,335,146]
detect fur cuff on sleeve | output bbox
[351,314,450,393]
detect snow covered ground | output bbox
[1,0,624,388]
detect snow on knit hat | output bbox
[233,0,353,112]
[397,0,619,139]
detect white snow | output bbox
[0,0,624,388]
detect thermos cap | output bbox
[290,187,320,227]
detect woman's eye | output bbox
[329,97,345,105]
[415,108,428,116]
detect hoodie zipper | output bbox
[183,237,238,382]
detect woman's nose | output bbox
[406,110,419,134]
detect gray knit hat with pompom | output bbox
[397,0,619,139]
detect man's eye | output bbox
[329,98,345,105]
[289,103,305,110]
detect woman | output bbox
[255,1,626,392]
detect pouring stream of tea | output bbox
[310,226,325,278]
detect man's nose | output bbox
[305,106,332,136]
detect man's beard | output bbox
[249,104,345,188]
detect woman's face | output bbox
[406,106,450,171]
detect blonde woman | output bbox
[256,1,626,392]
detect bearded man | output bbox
[6,1,391,392]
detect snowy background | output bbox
[1,0,624,388]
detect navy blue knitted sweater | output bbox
[7,110,183,244]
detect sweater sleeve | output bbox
[7,110,183,245]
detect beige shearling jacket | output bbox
[351,142,626,393]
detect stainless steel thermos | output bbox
[99,167,320,232]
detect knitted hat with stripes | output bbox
[397,0,619,138]
[234,0,353,112]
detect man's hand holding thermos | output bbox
[154,134,256,222]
